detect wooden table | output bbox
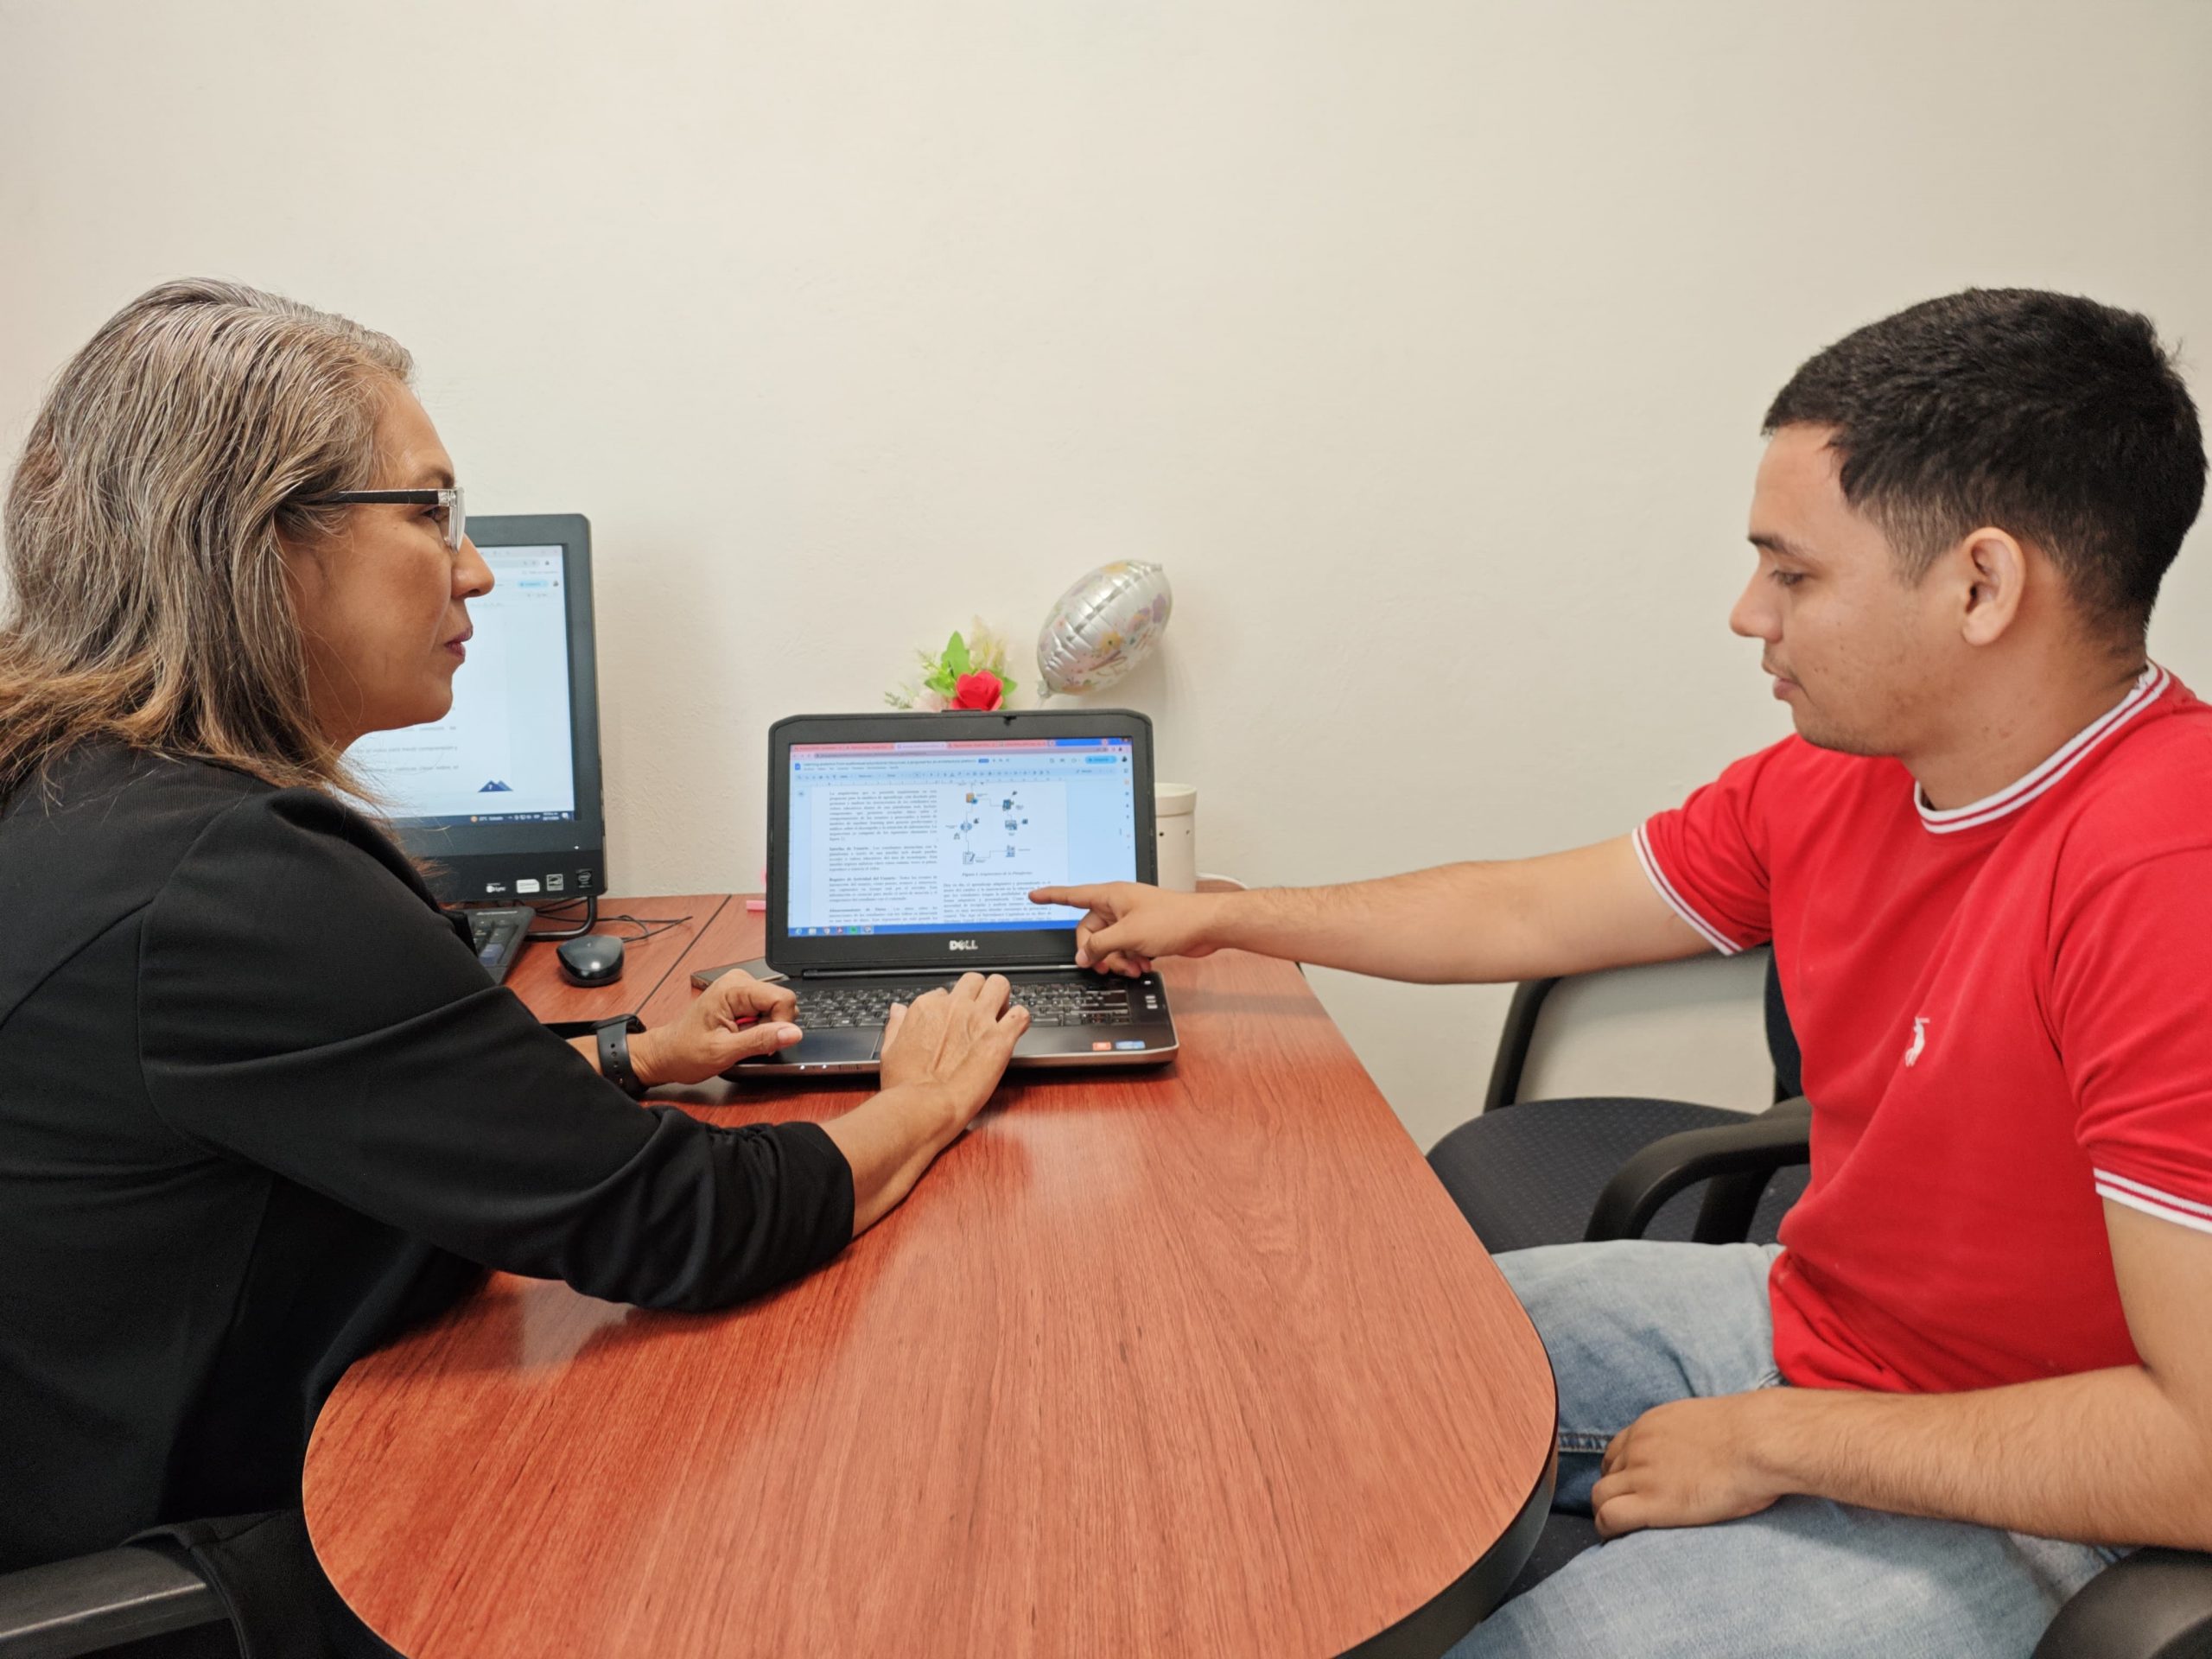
[304,896,1557,1657]
[498,893,730,1033]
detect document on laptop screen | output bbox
[787,740,1139,935]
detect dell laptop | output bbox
[735,709,1180,1075]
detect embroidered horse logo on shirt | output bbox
[1904,1016,1929,1068]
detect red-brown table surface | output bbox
[305,895,1555,1657]
[497,892,728,1031]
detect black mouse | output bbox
[555,933,626,987]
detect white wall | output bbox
[4,0,2209,1147]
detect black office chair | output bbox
[1429,954,2212,1659]
[0,1503,374,1659]
[0,1546,228,1658]
[1428,949,1810,1255]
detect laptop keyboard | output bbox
[794,979,1141,1028]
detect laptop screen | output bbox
[786,737,1139,937]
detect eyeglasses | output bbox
[302,487,467,552]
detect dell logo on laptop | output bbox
[948,938,980,951]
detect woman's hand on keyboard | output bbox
[825,973,1030,1235]
[878,972,1029,1127]
[633,970,804,1086]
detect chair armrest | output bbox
[2033,1548,2212,1659]
[1483,977,1562,1114]
[1584,1096,1812,1244]
[0,1545,225,1659]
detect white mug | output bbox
[1154,782,1198,892]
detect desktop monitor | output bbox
[345,512,607,905]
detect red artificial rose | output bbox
[951,671,1005,711]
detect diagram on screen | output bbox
[950,789,1035,867]
[935,780,1071,920]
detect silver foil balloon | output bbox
[1036,561,1173,696]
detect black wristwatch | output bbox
[595,1015,649,1099]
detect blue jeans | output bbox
[1449,1242,2120,1659]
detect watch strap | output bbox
[595,1016,649,1099]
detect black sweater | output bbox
[0,744,853,1572]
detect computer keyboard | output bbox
[462,906,534,982]
[793,978,1138,1028]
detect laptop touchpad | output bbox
[760,1026,881,1069]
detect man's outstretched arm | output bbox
[1032,835,1714,985]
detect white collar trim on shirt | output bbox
[1916,662,2168,836]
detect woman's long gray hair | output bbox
[0,278,411,804]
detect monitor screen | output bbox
[346,546,577,826]
[785,737,1139,937]
[342,514,605,904]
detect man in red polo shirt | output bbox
[1032,289,2212,1656]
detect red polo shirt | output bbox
[1636,665,2212,1393]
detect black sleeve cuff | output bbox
[768,1119,857,1276]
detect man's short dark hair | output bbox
[1764,289,2205,641]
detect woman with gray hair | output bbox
[0,281,1030,1655]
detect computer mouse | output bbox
[555,933,626,987]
